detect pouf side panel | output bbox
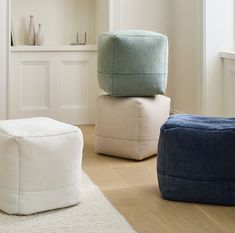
[96,136,158,160]
[139,95,170,140]
[138,140,160,160]
[112,74,167,97]
[19,131,83,190]
[98,35,114,74]
[97,72,113,95]
[0,189,19,214]
[138,96,170,156]
[96,95,170,159]
[19,182,80,215]
[114,36,168,74]
[95,95,139,158]
[96,95,139,140]
[17,130,83,214]
[0,133,19,214]
[158,172,235,205]
[163,128,235,180]
[157,127,167,192]
[95,136,139,160]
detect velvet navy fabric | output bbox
[157,114,235,205]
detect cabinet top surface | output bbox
[10,45,98,52]
[220,51,235,60]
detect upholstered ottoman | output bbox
[98,30,168,97]
[95,95,170,160]
[157,114,235,205]
[0,117,83,215]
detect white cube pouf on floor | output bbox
[0,117,83,215]
[95,95,170,160]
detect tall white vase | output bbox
[35,24,44,46]
[27,15,35,45]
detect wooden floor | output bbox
[80,125,235,233]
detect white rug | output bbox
[0,172,136,233]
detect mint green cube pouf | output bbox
[98,30,168,97]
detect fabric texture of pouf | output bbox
[157,114,235,205]
[0,117,83,215]
[95,95,170,160]
[98,30,168,97]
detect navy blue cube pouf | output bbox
[157,114,235,205]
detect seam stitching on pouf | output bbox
[158,171,235,182]
[11,130,79,140]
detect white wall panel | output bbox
[61,61,89,109]
[204,0,234,116]
[19,61,49,110]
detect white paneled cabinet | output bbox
[8,0,115,124]
[10,47,99,124]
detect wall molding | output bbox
[223,60,235,117]
[0,0,8,119]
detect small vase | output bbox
[27,15,35,45]
[35,24,44,46]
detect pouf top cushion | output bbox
[101,30,165,37]
[0,117,78,138]
[164,114,235,130]
[98,30,168,97]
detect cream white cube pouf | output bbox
[0,117,83,215]
[95,95,170,160]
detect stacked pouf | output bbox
[95,30,171,160]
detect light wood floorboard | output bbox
[80,125,235,233]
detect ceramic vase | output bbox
[35,24,44,46]
[27,15,35,45]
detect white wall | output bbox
[119,0,170,35]
[204,0,234,116]
[170,0,203,114]
[0,0,8,120]
[169,0,234,116]
[11,0,96,45]
[118,0,205,114]
[95,0,109,41]
[118,0,173,99]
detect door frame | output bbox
[0,0,9,120]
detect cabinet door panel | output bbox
[61,60,89,108]
[10,53,53,118]
[10,51,99,124]
[19,61,49,110]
